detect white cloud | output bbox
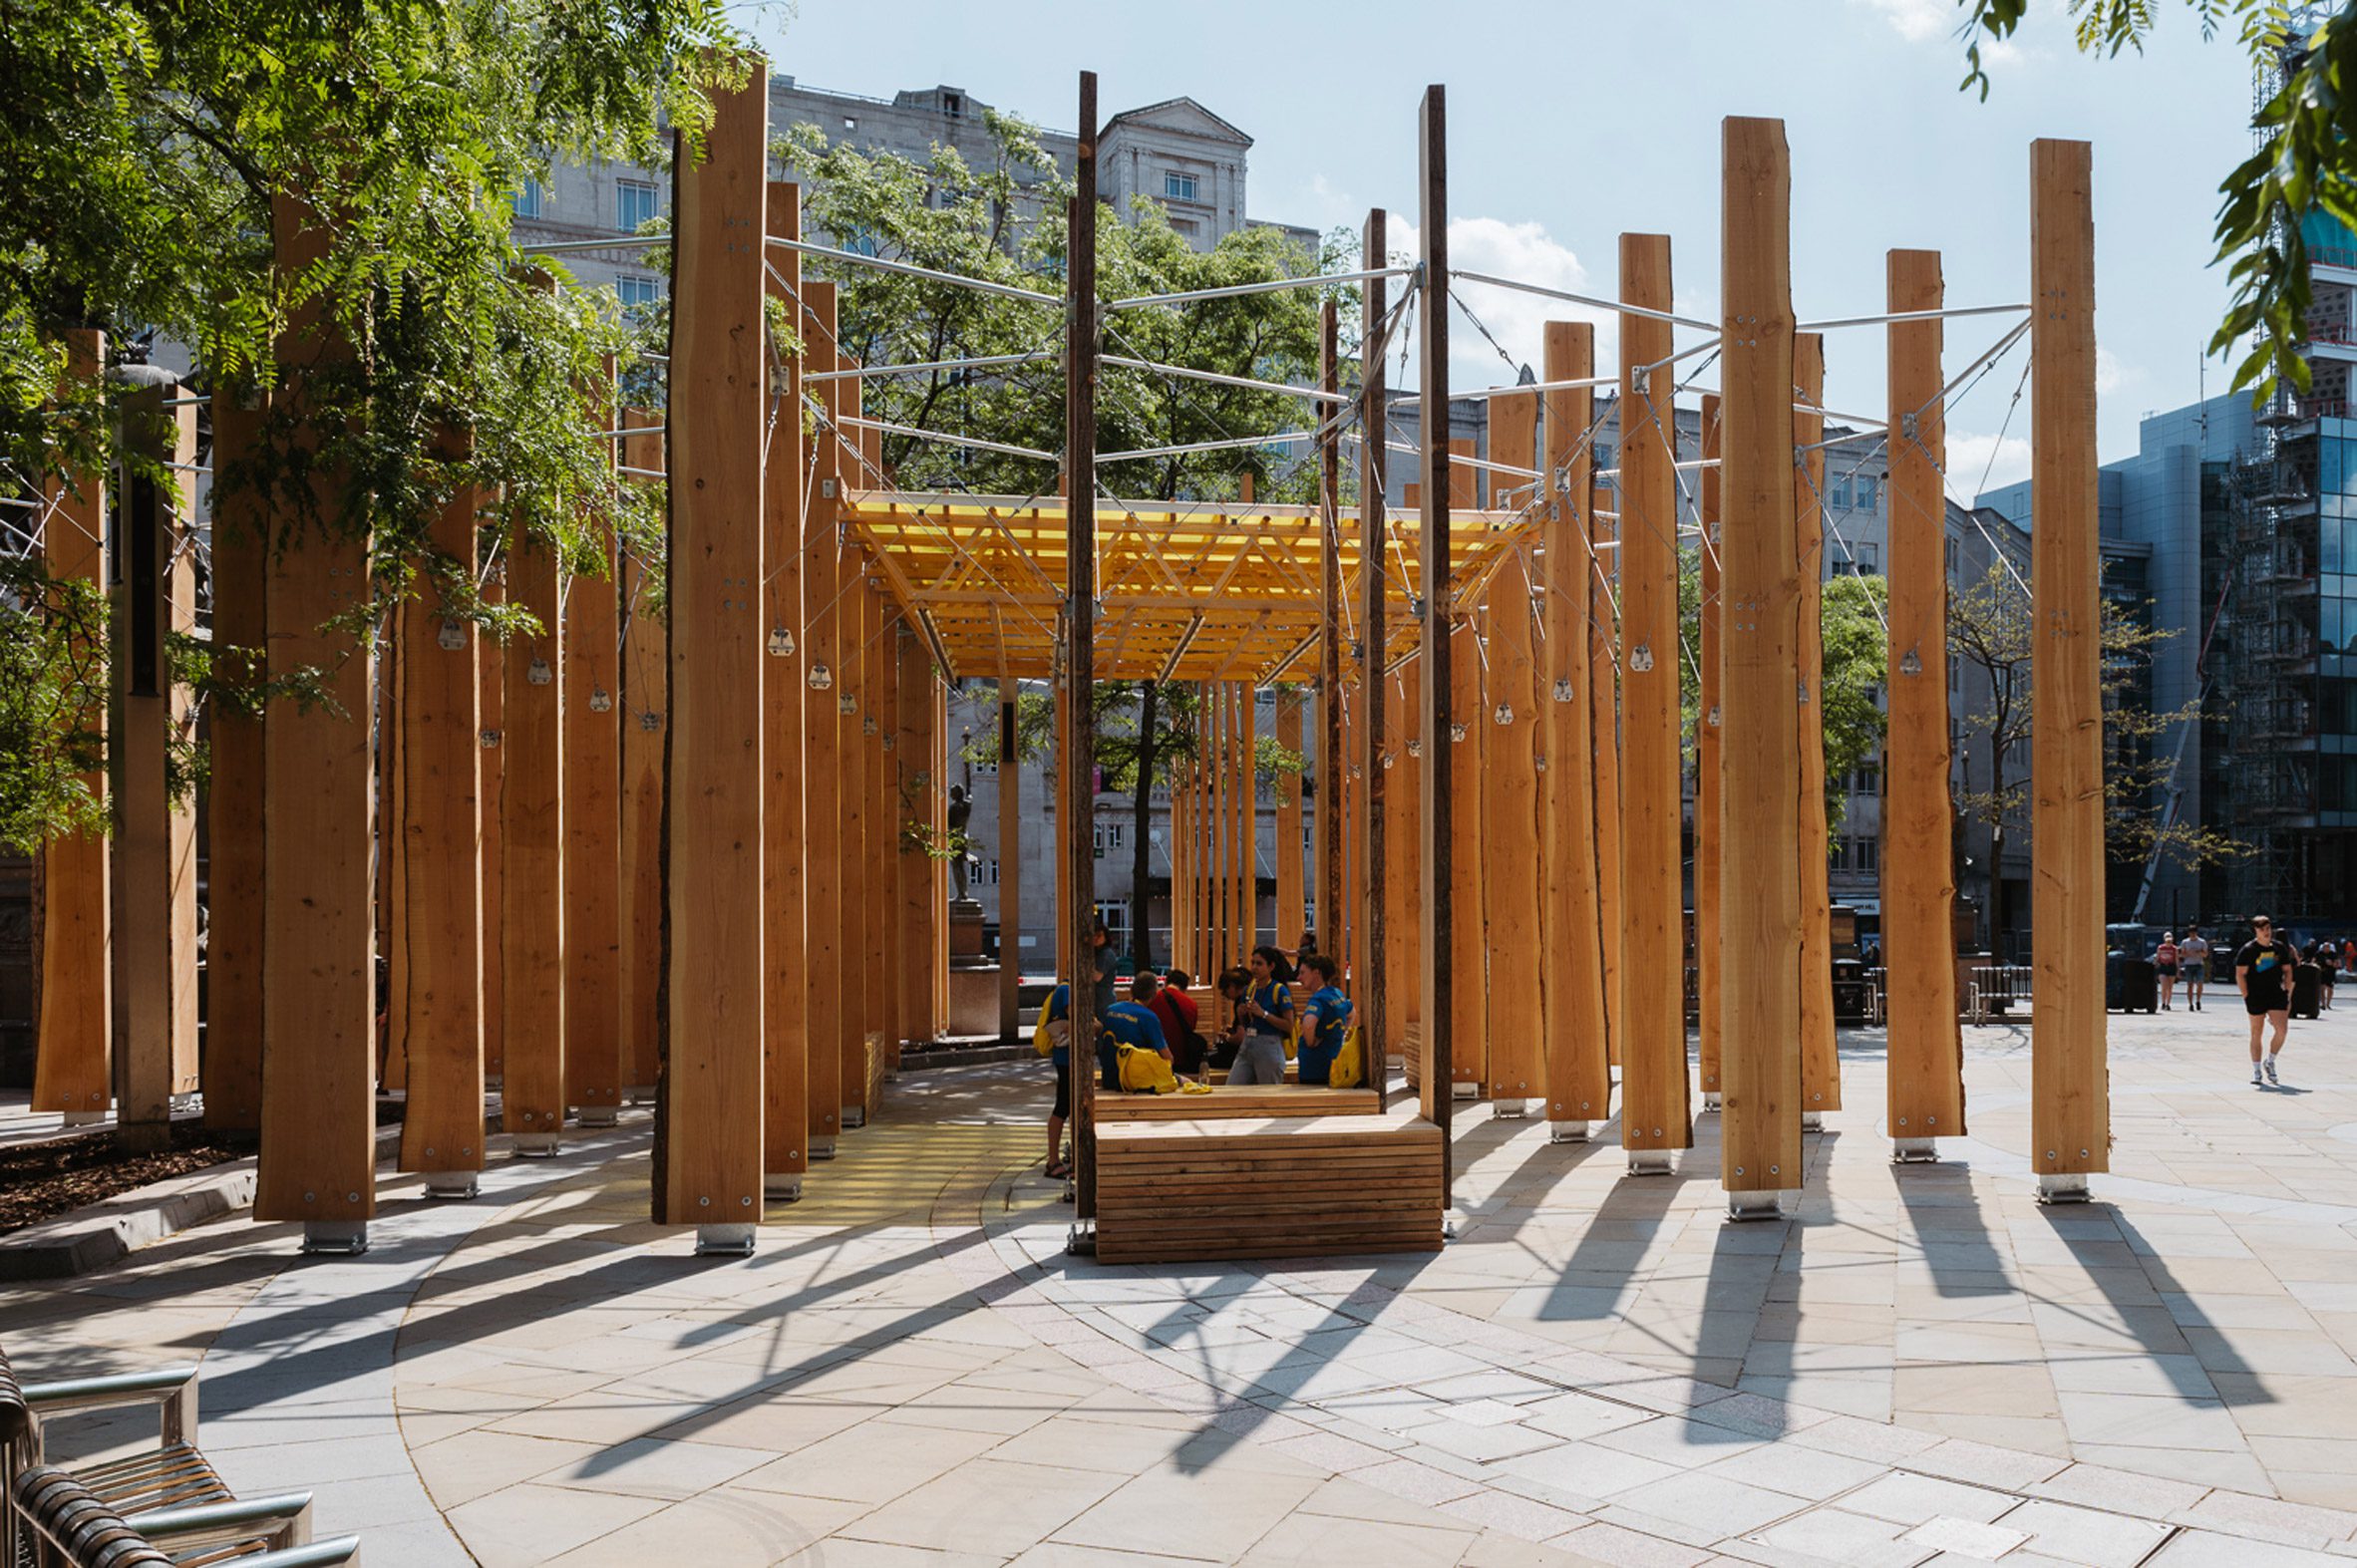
[1948,430,2033,494]
[1382,213,1615,390]
[2096,345,2130,396]
[1856,0,1951,44]
[1855,0,2036,64]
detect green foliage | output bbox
[0,558,109,850]
[1954,0,2334,405]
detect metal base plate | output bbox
[511,1133,559,1157]
[300,1222,368,1255]
[1702,1092,1724,1112]
[1891,1137,1939,1164]
[424,1172,480,1200]
[694,1223,755,1257]
[811,1139,837,1161]
[1548,1120,1589,1144]
[1626,1149,1674,1177]
[1801,1112,1826,1133]
[577,1108,619,1128]
[1452,1082,1481,1099]
[2036,1173,2092,1205]
[1726,1189,1785,1222]
[62,1110,107,1126]
[842,1106,867,1129]
[1065,1221,1096,1255]
[626,1086,657,1105]
[763,1175,803,1201]
[1492,1098,1531,1119]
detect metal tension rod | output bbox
[1105,265,1415,313]
[766,236,1063,306]
[806,350,1057,384]
[1450,269,1716,332]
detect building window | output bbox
[616,179,659,233]
[616,275,661,312]
[1854,475,1879,512]
[943,94,962,118]
[511,178,544,220]
[978,858,999,886]
[842,116,856,131]
[1830,838,1852,870]
[1164,171,1200,202]
[1856,836,1879,872]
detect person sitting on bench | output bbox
[1295,954,1352,1087]
[1228,945,1295,1086]
[1209,967,1249,1074]
[1104,976,1174,1083]
[1150,969,1206,1081]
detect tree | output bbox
[1946,560,2239,943]
[1956,0,2347,404]
[1,0,738,847]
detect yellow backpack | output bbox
[1033,1016,1067,1059]
[1116,1043,1181,1095]
[1326,1021,1366,1090]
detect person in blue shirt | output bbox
[1228,945,1295,1086]
[1102,976,1174,1087]
[1294,954,1352,1087]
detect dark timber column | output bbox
[998,676,1021,1043]
[1278,694,1303,952]
[2030,139,2108,1202]
[394,473,485,1196]
[1617,233,1691,1171]
[1886,249,1964,1158]
[803,281,843,1159]
[763,182,809,1192]
[1794,333,1841,1127]
[1356,212,1389,1088]
[1697,395,1725,1109]
[1240,685,1258,954]
[1066,71,1102,1227]
[1417,84,1454,1194]
[1541,322,1609,1137]
[564,521,624,1128]
[503,519,565,1155]
[1318,300,1343,960]
[205,370,265,1130]
[619,415,665,1099]
[1718,119,1805,1218]
[256,195,376,1251]
[1484,391,1543,1113]
[657,58,768,1247]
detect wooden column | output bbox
[503,523,564,1154]
[393,472,485,1194]
[1794,332,1841,1123]
[204,373,265,1130]
[1718,118,1805,1215]
[1484,392,1543,1111]
[1697,395,1725,1107]
[1356,211,1389,1084]
[113,377,200,1151]
[256,194,376,1249]
[619,414,665,1099]
[1417,84,1454,1190]
[897,626,936,1053]
[2030,139,2108,1200]
[1065,70,1102,1224]
[1616,233,1691,1166]
[1276,694,1303,953]
[1206,686,1224,974]
[1592,508,1623,1068]
[837,528,870,1129]
[1240,685,1259,954]
[480,568,506,1086]
[563,525,623,1126]
[998,677,1021,1042]
[761,181,808,1189]
[1446,439,1483,1098]
[1393,650,1424,1069]
[1541,322,1609,1133]
[1053,698,1071,982]
[803,280,843,1159]
[1885,249,1964,1155]
[866,594,898,1089]
[656,59,768,1243]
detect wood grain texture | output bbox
[1884,250,1966,1141]
[2029,140,2110,1179]
[1697,396,1724,1100]
[1446,440,1484,1094]
[657,61,769,1220]
[502,531,565,1143]
[1590,489,1623,1071]
[1355,211,1390,1081]
[479,569,506,1083]
[1794,332,1842,1115]
[802,281,844,1152]
[256,193,376,1225]
[1483,392,1543,1103]
[997,678,1022,1041]
[1416,84,1453,1186]
[838,535,870,1123]
[1717,120,1805,1195]
[203,375,265,1129]
[394,476,485,1177]
[1277,693,1303,954]
[761,183,809,1170]
[619,414,666,1096]
[1540,322,1610,1122]
[563,526,623,1115]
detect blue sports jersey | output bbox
[1297,985,1350,1085]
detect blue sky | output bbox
[749,0,2258,485]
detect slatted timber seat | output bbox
[1094,1084,1381,1122]
[1094,1108,1446,1265]
[11,1465,358,1568]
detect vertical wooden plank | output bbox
[1794,333,1842,1120]
[1446,440,1483,1097]
[2030,139,2109,1196]
[1065,71,1102,1225]
[801,281,843,1158]
[1417,84,1454,1187]
[1540,322,1609,1132]
[1277,695,1303,953]
[1053,696,1071,984]
[1205,686,1224,974]
[256,193,376,1245]
[1484,392,1543,1110]
[656,58,768,1235]
[837,531,870,1127]
[1697,396,1725,1106]
[393,473,485,1191]
[619,413,665,1098]
[1718,118,1805,1210]
[861,588,892,1088]
[479,568,506,1085]
[998,676,1021,1042]
[1886,249,1964,1153]
[502,524,565,1151]
[204,374,265,1130]
[1617,233,1692,1164]
[1591,499,1623,1071]
[895,625,928,1054]
[563,521,623,1126]
[760,183,807,1183]
[1356,211,1389,1084]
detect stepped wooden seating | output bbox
[1095,1084,1381,1122]
[1094,1107,1446,1265]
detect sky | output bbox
[743,0,2261,490]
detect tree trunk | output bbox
[1130,681,1159,969]
[1987,730,2008,959]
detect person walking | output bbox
[2155,932,2181,1011]
[1226,945,1295,1086]
[2314,939,2338,1013]
[2235,916,2294,1087]
[1040,983,1073,1179]
[2181,929,2211,1013]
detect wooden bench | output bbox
[13,1465,359,1567]
[1094,1109,1446,1265]
[1095,1085,1382,1122]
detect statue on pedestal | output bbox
[947,784,975,903]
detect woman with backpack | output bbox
[1227,946,1295,1086]
[1294,955,1353,1087]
